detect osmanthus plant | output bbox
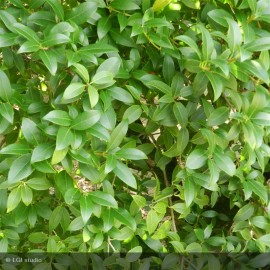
[0,0,270,268]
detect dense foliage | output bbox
[0,0,270,268]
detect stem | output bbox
[143,31,161,51]
[163,170,177,232]
[107,236,116,252]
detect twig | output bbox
[163,170,177,232]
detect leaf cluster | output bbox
[0,0,270,267]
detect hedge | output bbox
[0,0,270,269]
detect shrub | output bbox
[0,0,270,268]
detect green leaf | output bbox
[163,127,189,157]
[26,178,51,190]
[246,180,268,203]
[0,103,14,123]
[112,208,136,231]
[257,234,270,248]
[251,216,270,230]
[51,148,68,165]
[62,82,85,101]
[71,110,101,130]
[88,85,99,108]
[234,204,254,222]
[184,177,195,207]
[80,195,94,224]
[0,10,17,32]
[123,105,142,124]
[92,232,104,249]
[43,110,72,126]
[173,102,188,127]
[249,254,270,268]
[17,41,40,53]
[66,2,97,25]
[248,86,268,116]
[31,143,54,163]
[72,63,89,83]
[175,35,201,58]
[49,205,62,232]
[0,70,13,101]
[146,80,172,95]
[244,37,270,52]
[207,107,229,126]
[132,195,146,208]
[126,246,142,262]
[110,0,140,10]
[91,71,115,89]
[0,143,31,155]
[105,155,117,174]
[115,148,147,160]
[97,17,112,40]
[206,237,226,247]
[146,209,163,235]
[13,23,40,44]
[56,127,73,150]
[186,148,207,170]
[46,0,64,21]
[148,33,173,49]
[207,9,233,26]
[96,57,121,77]
[109,87,134,104]
[28,232,48,244]
[39,50,57,75]
[107,120,128,150]
[186,242,203,252]
[213,148,236,176]
[89,191,118,208]
[113,161,137,189]
[238,60,269,84]
[7,187,21,213]
[79,42,118,55]
[21,118,42,144]
[226,18,242,53]
[0,238,8,252]
[205,72,223,101]
[198,24,214,60]
[251,112,270,126]
[68,216,84,231]
[42,33,70,47]
[8,154,33,184]
[21,185,33,206]
[0,33,18,47]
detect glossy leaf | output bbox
[80,195,94,224]
[207,107,229,126]
[46,0,64,21]
[26,178,51,190]
[213,149,236,176]
[62,82,85,101]
[186,148,207,169]
[184,177,195,207]
[66,2,97,25]
[0,70,13,101]
[39,50,57,75]
[7,187,21,213]
[234,204,254,222]
[43,110,72,126]
[89,191,118,208]
[8,154,33,184]
[113,161,137,189]
[107,120,128,151]
[112,208,136,231]
[71,111,101,130]
[115,148,147,160]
